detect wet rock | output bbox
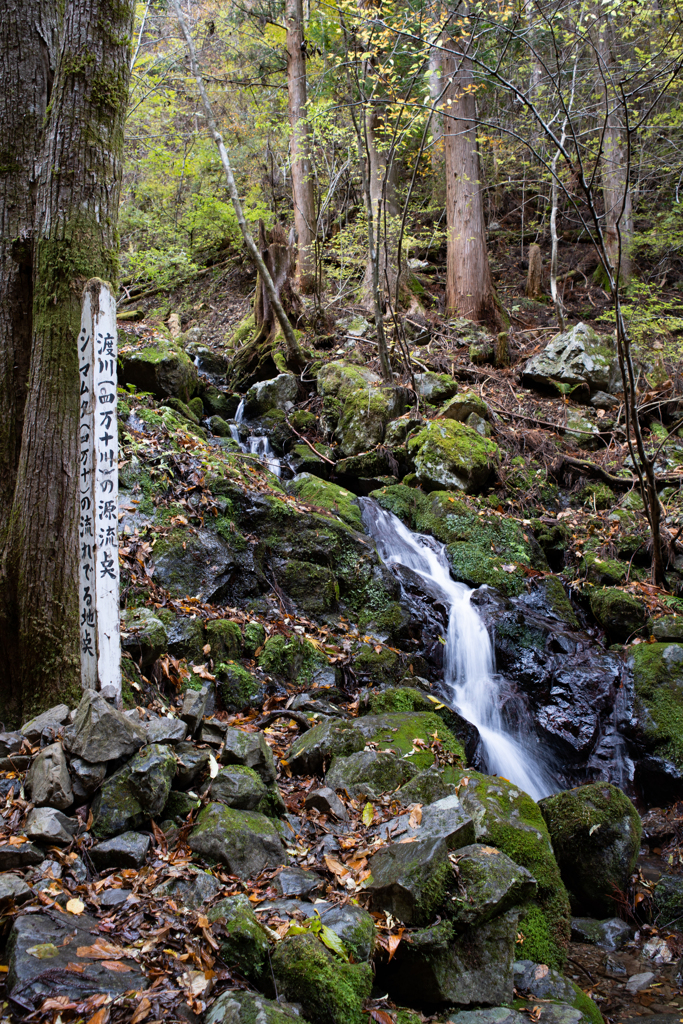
[205,990,306,1024]
[320,903,375,961]
[180,684,213,736]
[207,894,270,981]
[120,607,168,668]
[589,588,647,643]
[513,961,602,1023]
[221,728,277,785]
[571,917,632,949]
[90,832,150,871]
[201,718,228,746]
[450,844,537,926]
[304,787,348,819]
[407,420,499,493]
[379,911,519,1009]
[286,719,365,775]
[145,716,188,744]
[376,795,475,849]
[26,742,73,810]
[25,808,78,846]
[100,889,133,907]
[92,743,176,837]
[630,643,683,781]
[246,373,299,416]
[206,618,243,660]
[21,705,70,745]
[0,875,32,911]
[218,663,265,713]
[445,1010,526,1024]
[210,765,268,811]
[522,322,616,396]
[352,712,465,771]
[189,802,287,878]
[273,866,322,898]
[326,750,417,799]
[0,732,23,757]
[6,912,148,1010]
[652,615,683,642]
[366,836,451,925]
[0,843,44,870]
[68,757,106,799]
[163,790,201,822]
[272,932,373,1024]
[152,866,224,909]
[539,782,641,915]
[174,742,211,788]
[154,526,261,605]
[65,690,146,763]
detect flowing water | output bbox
[229,398,281,477]
[361,498,558,801]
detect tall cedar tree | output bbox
[0,0,135,723]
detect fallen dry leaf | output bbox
[387,927,404,962]
[77,939,126,960]
[66,897,85,915]
[86,1008,110,1024]
[101,960,133,972]
[408,804,422,829]
[130,996,152,1024]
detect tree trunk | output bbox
[0,2,56,547]
[254,221,302,344]
[286,0,316,291]
[526,243,543,298]
[429,48,446,205]
[597,20,633,283]
[442,35,500,330]
[361,111,403,311]
[0,0,134,724]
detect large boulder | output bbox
[351,712,465,771]
[326,749,418,798]
[221,728,277,784]
[539,782,642,915]
[65,690,146,763]
[271,932,373,1024]
[522,323,617,397]
[208,894,270,981]
[366,837,452,925]
[245,373,299,416]
[92,743,176,837]
[407,420,499,493]
[119,336,197,402]
[286,719,365,775]
[317,361,402,455]
[188,802,287,878]
[153,527,262,605]
[589,588,647,643]
[450,844,537,926]
[21,704,70,745]
[288,475,363,531]
[25,742,73,810]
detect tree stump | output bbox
[495,331,510,368]
[526,243,543,299]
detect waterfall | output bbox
[228,398,281,477]
[361,499,557,802]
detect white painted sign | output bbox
[78,279,121,701]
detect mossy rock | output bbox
[354,712,465,771]
[217,662,263,713]
[539,783,642,916]
[531,519,569,569]
[414,371,458,405]
[120,607,168,669]
[581,483,615,510]
[287,719,366,775]
[326,749,418,799]
[397,766,457,806]
[444,769,571,970]
[407,420,499,493]
[161,396,200,424]
[353,645,401,685]
[202,386,239,420]
[581,554,626,587]
[631,642,683,768]
[258,635,327,683]
[652,615,683,642]
[337,385,402,456]
[157,611,205,663]
[162,790,200,822]
[120,337,198,402]
[207,894,270,981]
[441,392,489,422]
[206,619,243,660]
[244,621,266,656]
[357,602,408,642]
[271,933,373,1024]
[589,587,647,643]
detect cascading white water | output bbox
[228,398,282,477]
[361,499,557,801]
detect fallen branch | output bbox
[551,454,683,490]
[285,418,336,465]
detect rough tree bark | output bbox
[597,19,633,283]
[286,0,316,290]
[442,32,500,329]
[361,111,402,311]
[526,243,542,299]
[0,0,135,723]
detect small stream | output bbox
[229,398,282,478]
[361,498,558,801]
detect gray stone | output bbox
[412,372,458,404]
[376,795,475,850]
[68,757,106,799]
[26,742,73,810]
[513,961,583,1003]
[445,1010,526,1024]
[441,392,490,422]
[591,391,619,410]
[571,916,632,949]
[201,718,228,746]
[381,911,519,1009]
[0,875,32,911]
[273,866,322,898]
[522,322,616,396]
[210,765,268,811]
[397,766,457,806]
[652,616,683,642]
[221,728,277,785]
[304,787,348,819]
[90,832,150,871]
[21,705,71,744]
[92,743,176,838]
[100,889,133,907]
[145,717,188,744]
[626,971,656,995]
[366,836,451,925]
[189,802,287,879]
[207,894,270,981]
[320,903,375,961]
[326,750,417,799]
[162,790,201,822]
[180,684,212,736]
[152,866,224,910]
[120,607,168,668]
[65,690,146,762]
[6,912,148,1010]
[246,374,299,416]
[174,742,211,788]
[286,719,365,775]
[25,807,78,846]
[0,732,23,757]
[450,844,537,926]
[205,990,305,1024]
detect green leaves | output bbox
[287,913,349,961]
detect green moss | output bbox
[289,410,317,431]
[244,621,266,656]
[632,642,683,766]
[358,601,405,640]
[354,645,400,684]
[206,619,243,660]
[362,712,465,770]
[540,577,580,627]
[367,686,433,716]
[581,554,626,587]
[280,560,339,613]
[188,396,204,419]
[217,662,261,712]
[208,894,270,981]
[589,587,647,642]
[581,483,615,510]
[258,634,327,683]
[272,933,373,1024]
[407,420,499,493]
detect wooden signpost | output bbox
[78,279,121,702]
